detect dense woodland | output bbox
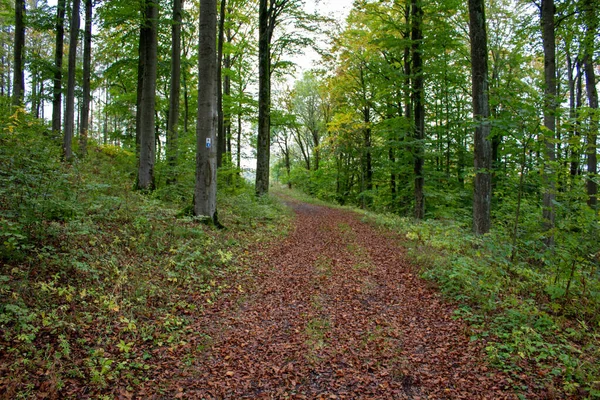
[0,0,599,397]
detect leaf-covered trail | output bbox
[144,199,524,399]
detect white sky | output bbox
[291,0,353,75]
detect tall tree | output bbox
[469,0,492,234]
[195,0,218,222]
[63,0,80,161]
[540,0,556,240]
[582,0,597,208]
[216,0,226,168]
[255,0,272,196]
[52,0,66,134]
[12,0,25,106]
[79,0,93,157]
[411,0,425,219]
[167,0,183,182]
[137,0,159,190]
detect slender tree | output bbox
[411,0,425,219]
[79,0,92,157]
[582,0,597,208]
[540,0,556,241]
[469,0,492,234]
[52,0,66,134]
[167,0,183,183]
[137,0,159,190]
[195,0,218,222]
[12,0,25,106]
[256,0,272,196]
[63,0,80,161]
[216,0,226,168]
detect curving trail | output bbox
[142,199,528,399]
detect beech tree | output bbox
[52,0,66,134]
[540,0,556,241]
[582,0,597,208]
[195,0,218,222]
[12,0,25,106]
[136,0,159,190]
[79,0,93,157]
[167,0,183,182]
[255,0,273,196]
[411,0,424,219]
[255,0,322,195]
[469,0,492,234]
[63,0,80,161]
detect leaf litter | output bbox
[134,199,542,399]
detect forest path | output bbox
[145,197,520,399]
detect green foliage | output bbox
[0,109,290,397]
[362,208,600,397]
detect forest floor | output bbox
[133,196,541,399]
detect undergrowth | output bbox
[280,185,600,398]
[362,212,600,398]
[0,108,290,398]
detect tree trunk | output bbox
[79,0,92,157]
[541,0,556,242]
[571,61,583,177]
[469,0,492,235]
[583,57,598,208]
[255,0,271,195]
[216,0,226,168]
[583,0,598,208]
[12,0,25,106]
[412,0,425,220]
[363,106,373,193]
[195,0,218,222]
[63,0,80,161]
[136,0,158,190]
[135,15,147,156]
[236,112,242,170]
[167,0,183,184]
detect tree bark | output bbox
[136,0,158,190]
[541,0,556,241]
[216,0,226,168]
[79,0,92,157]
[571,61,583,177]
[583,57,597,208]
[411,0,425,220]
[167,0,183,184]
[583,0,598,208]
[63,0,80,161]
[195,0,218,222]
[255,0,271,195]
[469,0,492,235]
[12,0,25,106]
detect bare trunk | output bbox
[137,0,158,190]
[216,0,226,168]
[469,0,492,235]
[571,62,583,177]
[195,0,218,222]
[583,0,598,208]
[79,0,92,157]
[412,0,425,220]
[541,0,556,242]
[12,0,25,106]
[255,0,271,195]
[167,0,183,183]
[63,0,80,161]
[584,58,598,208]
